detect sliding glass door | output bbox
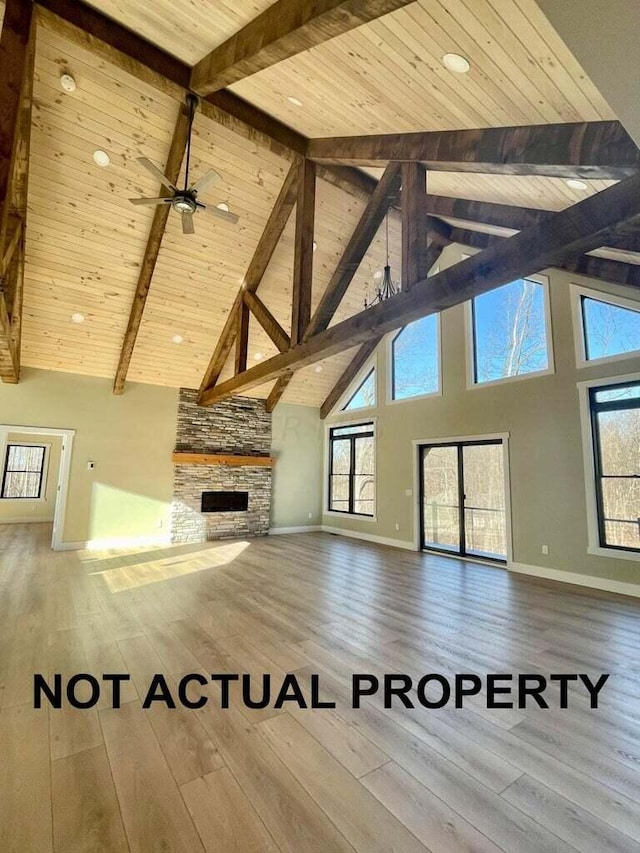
[420,439,508,562]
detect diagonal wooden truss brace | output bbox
[0,0,35,384]
[198,171,640,406]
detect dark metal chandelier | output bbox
[364,212,400,309]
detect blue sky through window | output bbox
[392,315,439,400]
[582,295,640,361]
[473,279,549,384]
[343,368,376,411]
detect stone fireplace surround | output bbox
[170,389,272,543]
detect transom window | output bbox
[589,381,640,554]
[1,444,47,499]
[391,314,440,401]
[469,276,552,385]
[342,368,376,411]
[328,422,375,516]
[575,286,640,365]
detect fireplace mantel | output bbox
[172,452,275,467]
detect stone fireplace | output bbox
[170,389,273,543]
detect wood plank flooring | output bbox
[1,522,639,852]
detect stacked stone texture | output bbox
[171,389,272,543]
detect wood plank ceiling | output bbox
[3,0,627,405]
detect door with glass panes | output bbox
[419,440,508,562]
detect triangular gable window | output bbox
[582,294,640,361]
[342,368,376,411]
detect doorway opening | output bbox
[417,435,511,563]
[0,424,75,550]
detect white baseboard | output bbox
[269,525,322,535]
[321,525,416,551]
[508,561,640,599]
[0,516,55,525]
[56,534,172,552]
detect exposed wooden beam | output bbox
[244,291,291,352]
[291,159,316,345]
[401,162,428,290]
[35,0,305,160]
[266,373,293,412]
[235,302,250,375]
[191,0,417,95]
[113,104,190,395]
[199,171,640,404]
[305,162,402,338]
[426,194,640,256]
[36,2,393,206]
[447,225,640,290]
[307,121,640,178]
[320,337,381,419]
[198,161,300,394]
[0,0,34,384]
[426,194,551,232]
[424,216,452,271]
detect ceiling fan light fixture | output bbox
[93,149,110,167]
[442,53,471,73]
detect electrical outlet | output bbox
[395,522,400,531]
[542,544,549,555]
[308,512,313,519]
[155,519,163,529]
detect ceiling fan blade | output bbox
[182,211,195,235]
[190,168,222,195]
[137,157,178,192]
[209,205,240,225]
[129,197,173,206]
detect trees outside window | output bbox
[471,277,551,385]
[391,314,439,401]
[580,291,640,363]
[590,381,640,553]
[343,368,376,411]
[328,423,375,516]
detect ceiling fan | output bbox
[129,93,239,235]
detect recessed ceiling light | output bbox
[172,334,184,344]
[373,270,383,281]
[70,312,85,324]
[314,365,323,373]
[566,178,588,190]
[216,202,230,212]
[254,352,264,361]
[60,73,77,93]
[287,96,303,107]
[93,149,110,167]
[313,241,318,253]
[442,53,471,74]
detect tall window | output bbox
[589,381,640,553]
[577,287,640,364]
[391,314,439,400]
[470,276,552,385]
[342,368,376,411]
[1,445,47,499]
[328,422,375,516]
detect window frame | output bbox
[578,370,640,562]
[571,283,640,369]
[1,442,49,501]
[331,353,378,418]
[325,419,376,520]
[387,313,443,405]
[464,266,555,389]
[342,366,376,412]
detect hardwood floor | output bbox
[1,522,639,852]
